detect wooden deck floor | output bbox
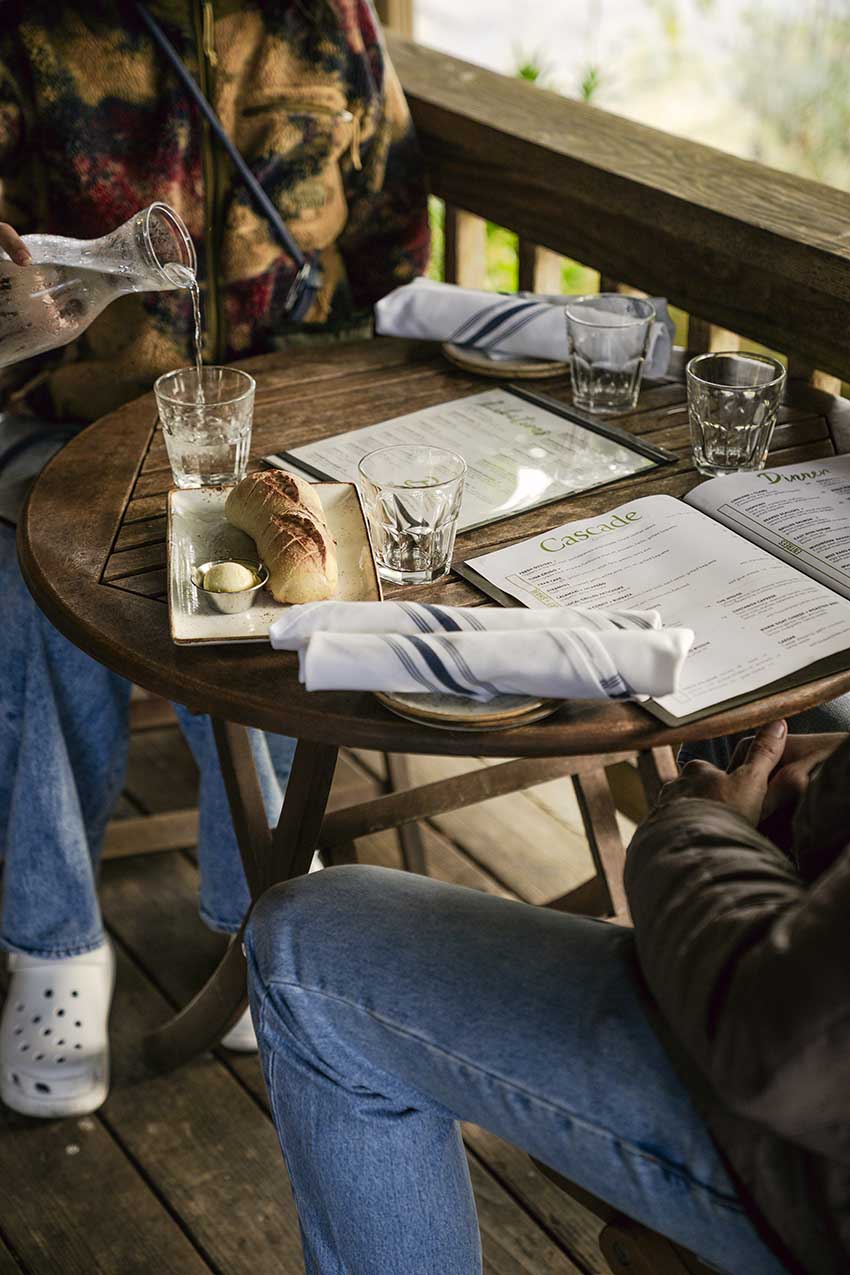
[0,724,628,1275]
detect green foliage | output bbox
[426,196,445,282]
[516,60,542,83]
[648,0,681,44]
[485,223,519,291]
[734,2,850,189]
[559,260,598,295]
[579,65,601,102]
[512,47,555,88]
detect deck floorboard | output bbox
[1,722,613,1274]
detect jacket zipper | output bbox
[202,1,218,67]
[194,0,222,361]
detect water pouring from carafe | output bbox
[0,203,198,370]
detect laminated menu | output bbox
[458,454,850,724]
[271,388,674,534]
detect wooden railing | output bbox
[388,35,850,391]
[375,0,413,37]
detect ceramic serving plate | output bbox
[374,690,562,732]
[167,483,381,645]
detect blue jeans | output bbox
[0,523,297,957]
[246,866,788,1275]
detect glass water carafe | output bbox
[0,202,196,369]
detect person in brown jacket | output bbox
[244,719,848,1275]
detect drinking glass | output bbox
[357,445,466,585]
[565,293,656,414]
[155,366,255,488]
[686,352,786,477]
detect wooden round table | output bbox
[18,338,850,1069]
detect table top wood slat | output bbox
[19,338,850,757]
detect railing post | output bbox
[375,0,413,36]
[687,317,741,354]
[787,356,842,395]
[518,241,562,294]
[444,206,488,288]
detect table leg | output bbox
[143,729,338,1072]
[636,746,679,804]
[384,753,428,875]
[546,746,679,925]
[571,768,629,919]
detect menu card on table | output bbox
[269,388,675,534]
[457,454,850,725]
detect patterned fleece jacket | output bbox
[0,0,430,421]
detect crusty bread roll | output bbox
[224,470,338,603]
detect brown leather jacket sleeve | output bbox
[625,798,850,1161]
[792,737,850,881]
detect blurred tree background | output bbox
[421,0,850,308]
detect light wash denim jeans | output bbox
[0,522,297,957]
[246,865,788,1275]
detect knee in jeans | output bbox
[246,864,379,989]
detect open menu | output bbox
[271,388,674,535]
[457,454,850,725]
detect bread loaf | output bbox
[224,470,338,603]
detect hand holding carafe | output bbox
[0,204,197,369]
[0,222,32,267]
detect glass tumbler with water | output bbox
[687,352,786,477]
[154,366,255,488]
[565,294,655,414]
[357,445,466,585]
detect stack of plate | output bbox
[375,690,561,732]
[441,342,568,380]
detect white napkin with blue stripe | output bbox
[375,279,675,378]
[270,602,693,702]
[269,600,663,646]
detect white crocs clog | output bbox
[221,1004,258,1053]
[220,851,324,1055]
[0,942,115,1118]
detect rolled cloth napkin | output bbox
[297,628,693,700]
[374,278,675,378]
[269,600,663,649]
[269,601,693,701]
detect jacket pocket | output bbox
[242,98,362,169]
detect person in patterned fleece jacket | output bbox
[0,1,429,1119]
[0,0,429,421]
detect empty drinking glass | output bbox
[687,352,786,477]
[155,366,255,488]
[565,293,656,414]
[357,445,466,585]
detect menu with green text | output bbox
[459,455,850,724]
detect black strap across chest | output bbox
[134,2,323,321]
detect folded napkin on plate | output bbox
[297,628,693,701]
[269,600,663,649]
[269,601,692,702]
[374,278,675,378]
